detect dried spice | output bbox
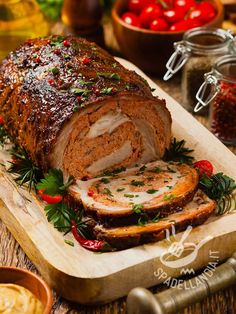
[210,81,236,144]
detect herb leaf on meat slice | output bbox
[199,173,236,215]
[36,169,74,196]
[164,138,194,165]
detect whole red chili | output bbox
[82,57,91,65]
[71,221,106,252]
[0,116,4,125]
[63,39,70,47]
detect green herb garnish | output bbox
[132,204,144,214]
[117,188,125,192]
[147,189,158,194]
[163,194,176,201]
[71,88,91,96]
[124,194,135,198]
[131,180,144,187]
[103,188,113,197]
[50,67,60,75]
[164,138,194,165]
[199,173,236,215]
[97,72,120,80]
[64,239,74,246]
[100,87,114,95]
[101,178,110,184]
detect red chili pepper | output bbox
[36,57,41,63]
[71,220,106,252]
[63,39,70,47]
[87,189,95,197]
[0,116,4,125]
[77,96,82,103]
[82,57,91,65]
[38,189,63,204]
[54,49,61,55]
[81,175,91,181]
[48,79,55,85]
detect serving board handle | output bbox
[127,252,236,314]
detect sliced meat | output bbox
[94,190,216,250]
[0,36,171,180]
[69,160,199,226]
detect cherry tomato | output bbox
[188,1,215,24]
[163,8,185,24]
[174,0,196,13]
[150,18,169,31]
[38,189,63,204]
[121,12,140,27]
[128,0,154,14]
[169,19,192,31]
[140,4,163,28]
[193,160,213,177]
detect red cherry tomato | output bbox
[193,160,213,177]
[169,19,192,31]
[121,12,140,27]
[150,18,169,31]
[163,8,185,24]
[128,0,154,14]
[38,189,63,204]
[174,0,197,13]
[140,4,163,28]
[188,1,215,24]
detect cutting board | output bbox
[0,58,236,305]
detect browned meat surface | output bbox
[0,36,171,179]
[94,190,216,250]
[69,161,199,226]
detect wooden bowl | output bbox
[0,266,53,314]
[112,0,224,76]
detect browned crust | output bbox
[94,192,216,250]
[0,36,170,171]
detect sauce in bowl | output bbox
[0,284,44,314]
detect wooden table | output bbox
[1,22,236,314]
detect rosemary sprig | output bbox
[7,146,43,192]
[199,173,236,215]
[164,138,194,165]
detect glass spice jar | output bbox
[195,55,236,146]
[164,27,236,115]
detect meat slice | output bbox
[69,161,199,226]
[0,36,171,180]
[93,190,216,250]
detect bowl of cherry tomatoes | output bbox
[112,0,223,75]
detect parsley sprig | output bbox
[36,169,74,196]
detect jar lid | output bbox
[183,27,235,55]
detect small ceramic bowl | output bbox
[112,0,224,75]
[0,266,53,314]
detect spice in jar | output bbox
[211,81,236,144]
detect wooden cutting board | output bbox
[0,58,236,305]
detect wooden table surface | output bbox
[1,21,236,314]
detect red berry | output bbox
[163,8,185,24]
[88,189,95,197]
[170,20,191,31]
[193,160,213,177]
[140,4,163,28]
[121,12,140,27]
[128,0,154,14]
[63,39,70,47]
[82,57,91,65]
[54,49,61,55]
[0,116,4,125]
[188,2,215,24]
[36,57,41,63]
[150,18,169,31]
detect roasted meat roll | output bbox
[0,36,171,180]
